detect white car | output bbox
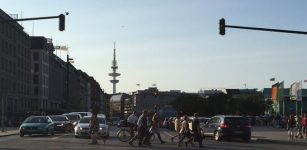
[74,116,109,138]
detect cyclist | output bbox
[127,111,138,133]
[287,114,296,142]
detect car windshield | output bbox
[23,117,48,123]
[65,115,79,120]
[224,117,248,125]
[50,116,66,121]
[79,117,106,124]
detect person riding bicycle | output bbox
[127,111,138,133]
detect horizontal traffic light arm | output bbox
[225,24,307,35]
[0,15,60,23]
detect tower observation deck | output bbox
[109,42,120,94]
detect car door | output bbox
[203,117,218,136]
[47,117,54,131]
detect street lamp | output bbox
[66,55,74,110]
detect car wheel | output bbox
[243,137,251,142]
[214,131,222,141]
[44,129,49,136]
[51,130,54,136]
[75,135,79,138]
[19,133,24,137]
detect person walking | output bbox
[129,110,151,147]
[150,112,165,144]
[127,111,138,133]
[192,113,204,148]
[171,115,181,142]
[287,114,296,142]
[89,111,99,144]
[178,115,193,147]
[295,114,303,139]
[301,113,307,138]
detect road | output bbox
[1,126,307,150]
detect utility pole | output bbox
[1,96,4,132]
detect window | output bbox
[34,63,39,72]
[34,86,39,96]
[33,52,39,61]
[33,75,39,84]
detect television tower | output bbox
[109,42,120,94]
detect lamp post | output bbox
[66,54,74,110]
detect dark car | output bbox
[202,115,251,142]
[19,116,54,137]
[49,115,73,133]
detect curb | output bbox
[0,131,19,137]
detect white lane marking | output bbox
[51,133,70,140]
[162,131,174,137]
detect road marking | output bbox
[51,134,70,140]
[162,131,174,137]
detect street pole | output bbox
[66,54,69,111]
[1,96,4,132]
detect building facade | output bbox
[0,9,32,125]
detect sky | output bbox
[2,0,307,93]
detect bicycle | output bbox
[117,127,155,142]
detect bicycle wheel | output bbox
[117,128,132,142]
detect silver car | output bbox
[74,116,109,138]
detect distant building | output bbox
[132,87,182,113]
[198,89,224,98]
[0,9,32,125]
[261,88,307,115]
[30,36,52,113]
[109,93,130,118]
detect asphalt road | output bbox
[1,126,307,150]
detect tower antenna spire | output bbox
[109,41,121,94]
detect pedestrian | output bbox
[301,113,307,139]
[88,110,99,144]
[127,111,138,133]
[129,110,151,147]
[295,114,303,139]
[287,114,296,142]
[178,115,194,147]
[171,115,181,142]
[192,113,204,148]
[150,112,165,144]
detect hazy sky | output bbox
[2,0,307,93]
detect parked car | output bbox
[202,115,251,142]
[49,115,73,133]
[19,116,54,137]
[108,117,121,126]
[74,116,109,138]
[63,114,82,127]
[189,116,210,131]
[68,112,92,117]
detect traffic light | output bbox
[59,14,65,31]
[219,18,225,35]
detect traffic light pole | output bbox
[225,25,307,35]
[0,13,67,31]
[0,15,59,23]
[219,18,307,35]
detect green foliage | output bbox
[170,92,265,117]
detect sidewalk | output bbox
[0,127,19,137]
[252,126,307,142]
